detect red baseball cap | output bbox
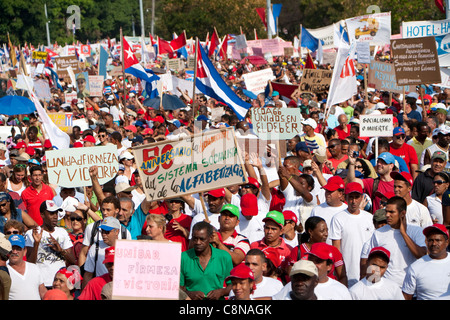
[263,247,282,268]
[103,246,115,264]
[137,109,145,115]
[308,242,334,261]
[14,141,26,149]
[322,176,345,192]
[240,193,258,216]
[375,191,396,199]
[25,146,35,156]
[44,139,52,148]
[423,223,449,239]
[83,135,96,144]
[206,188,226,198]
[368,246,391,262]
[282,210,298,225]
[154,116,165,124]
[124,125,137,133]
[390,171,413,187]
[225,264,255,282]
[247,177,260,189]
[345,182,363,195]
[73,142,83,148]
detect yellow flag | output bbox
[7,33,18,67]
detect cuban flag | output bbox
[123,37,159,83]
[301,26,324,53]
[195,42,250,120]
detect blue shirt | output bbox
[125,203,147,240]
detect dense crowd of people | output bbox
[0,43,449,301]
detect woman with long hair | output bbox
[163,198,192,252]
[284,216,348,287]
[6,164,29,196]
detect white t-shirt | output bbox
[426,194,443,224]
[272,277,350,300]
[271,281,323,300]
[281,182,317,228]
[406,199,433,228]
[24,227,73,287]
[361,224,426,288]
[329,209,375,287]
[238,215,265,244]
[283,232,299,248]
[229,276,284,299]
[350,277,405,300]
[84,240,110,277]
[7,262,44,300]
[189,198,223,237]
[310,202,348,245]
[402,253,450,300]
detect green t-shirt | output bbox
[180,244,233,297]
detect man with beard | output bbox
[180,221,233,300]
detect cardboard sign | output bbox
[251,107,303,140]
[368,60,410,93]
[32,51,48,60]
[133,127,247,202]
[45,145,119,188]
[54,56,80,78]
[167,58,183,71]
[48,113,73,132]
[242,68,275,94]
[390,37,441,86]
[112,240,181,300]
[299,69,333,93]
[88,75,104,97]
[359,114,393,137]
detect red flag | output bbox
[170,31,186,51]
[304,52,316,69]
[435,0,445,13]
[219,35,230,60]
[208,29,220,57]
[256,8,267,28]
[122,37,140,69]
[149,34,157,46]
[195,40,207,79]
[158,37,174,54]
[45,48,58,58]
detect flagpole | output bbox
[192,37,199,120]
[121,27,127,107]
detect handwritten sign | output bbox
[88,75,104,97]
[112,240,181,300]
[299,69,333,93]
[48,113,73,132]
[390,37,441,86]
[54,56,80,78]
[242,68,275,94]
[251,108,303,140]
[368,60,410,94]
[45,145,119,188]
[133,127,247,202]
[359,114,393,137]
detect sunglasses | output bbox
[327,145,338,149]
[433,180,446,185]
[241,185,256,189]
[355,165,363,169]
[0,202,8,207]
[394,135,406,139]
[99,134,106,138]
[15,164,27,168]
[70,216,83,222]
[5,230,19,235]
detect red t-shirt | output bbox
[164,214,192,252]
[389,142,418,172]
[77,273,112,300]
[21,183,55,225]
[333,124,351,140]
[363,178,395,213]
[322,155,348,174]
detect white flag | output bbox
[268,7,276,36]
[326,37,357,111]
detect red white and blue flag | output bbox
[195,41,250,120]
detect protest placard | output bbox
[54,56,80,78]
[88,75,104,97]
[32,51,47,60]
[33,79,52,101]
[242,68,275,95]
[45,145,119,188]
[356,42,371,64]
[345,12,391,45]
[390,36,441,86]
[299,69,333,93]
[48,113,73,132]
[251,107,303,140]
[133,127,247,202]
[368,60,410,93]
[359,114,393,137]
[167,58,183,71]
[64,91,77,104]
[112,240,181,300]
